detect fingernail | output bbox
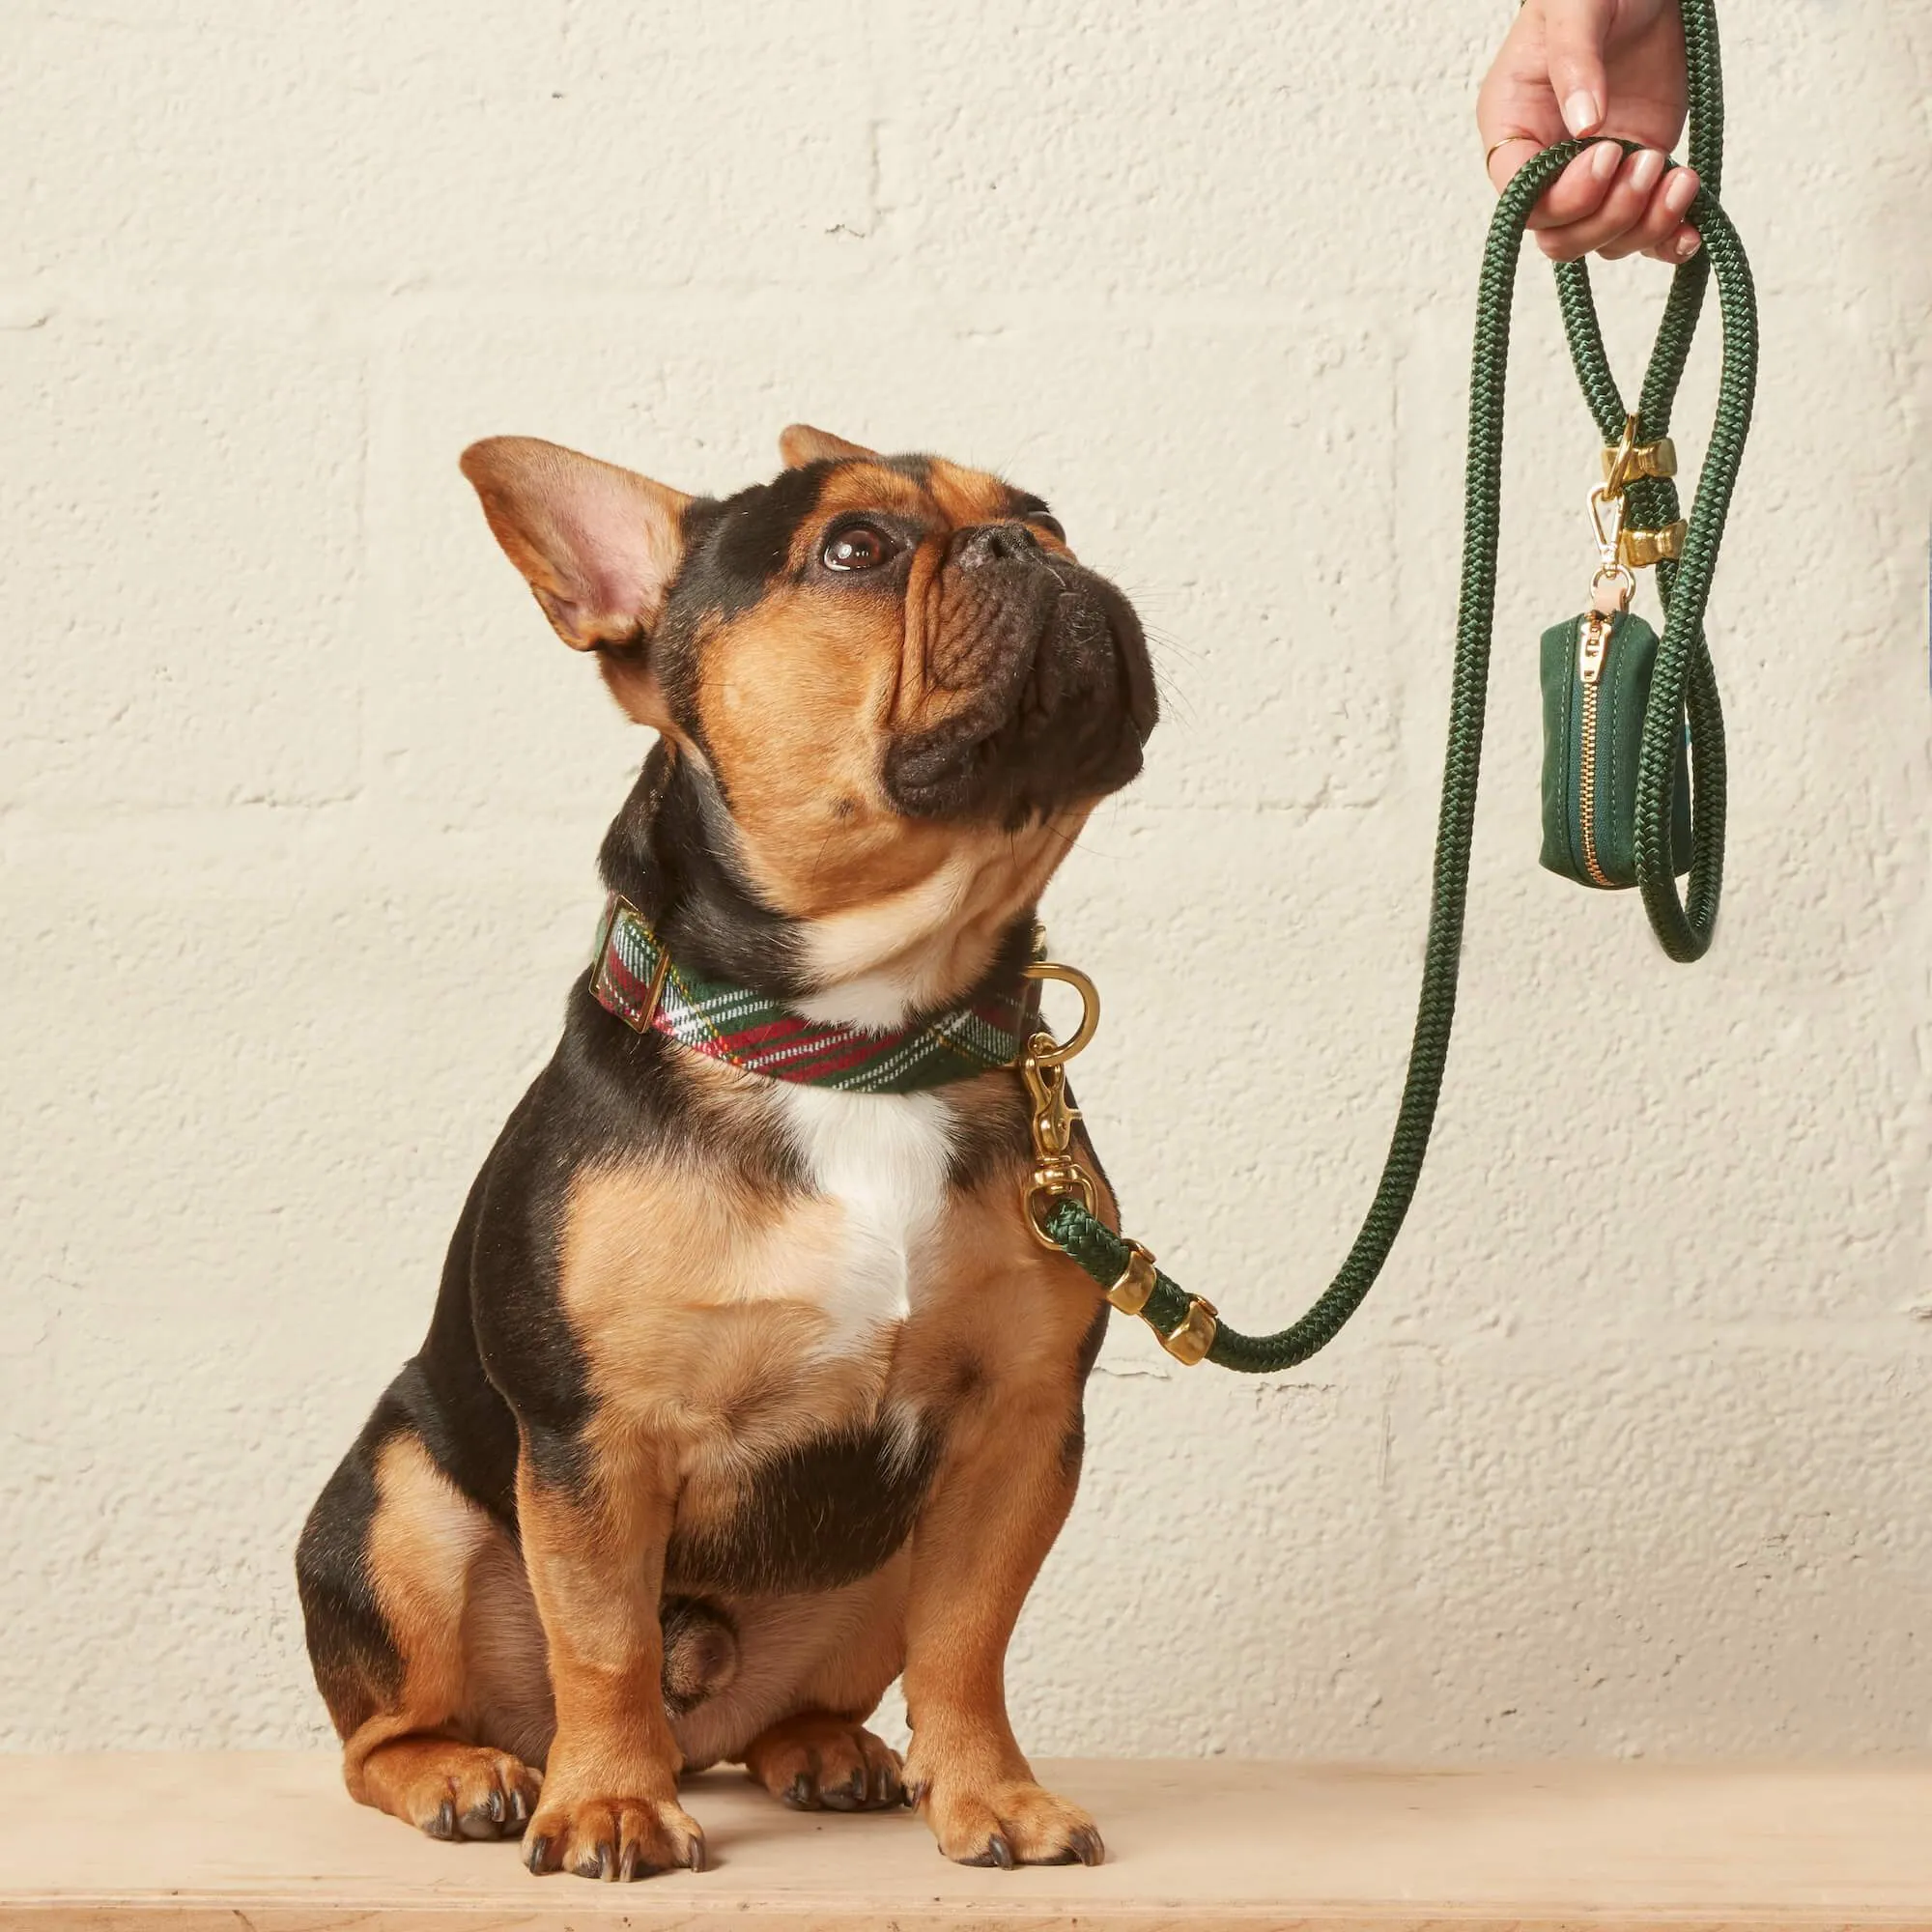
[1673,229,1702,261]
[1664,168,1698,216]
[1563,89,1602,135]
[1630,149,1664,195]
[1590,141,1621,182]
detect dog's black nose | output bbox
[952,522,1041,568]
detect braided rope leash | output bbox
[1031,0,1757,1372]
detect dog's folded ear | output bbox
[779,424,876,469]
[460,437,691,654]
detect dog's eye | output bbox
[822,524,897,572]
[1032,513,1066,543]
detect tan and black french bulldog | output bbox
[295,424,1157,1880]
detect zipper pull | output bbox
[1578,611,1613,686]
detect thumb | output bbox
[1541,0,1614,136]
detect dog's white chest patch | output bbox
[774,1084,954,1352]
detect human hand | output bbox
[1477,0,1702,265]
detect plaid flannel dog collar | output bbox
[588,894,1040,1094]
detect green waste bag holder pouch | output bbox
[1542,611,1691,891]
[1539,426,1696,892]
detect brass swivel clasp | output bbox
[1017,962,1101,1249]
[1587,480,1636,614]
[1014,957,1219,1366]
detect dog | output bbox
[295,422,1157,1881]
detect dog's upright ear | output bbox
[779,424,876,469]
[460,437,691,724]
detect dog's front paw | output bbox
[523,1790,704,1881]
[909,1774,1103,1868]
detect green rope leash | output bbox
[1038,0,1757,1373]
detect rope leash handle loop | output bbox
[1552,0,1749,958]
[1040,0,1755,1371]
[1552,179,1749,961]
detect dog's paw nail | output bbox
[988,1832,1015,1869]
[785,1772,814,1809]
[524,1833,553,1874]
[427,1797,456,1840]
[617,1840,641,1882]
[509,1788,530,1825]
[686,1832,706,1873]
[1069,1824,1105,1865]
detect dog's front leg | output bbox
[514,1435,703,1880]
[900,1378,1104,1868]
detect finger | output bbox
[1523,137,1624,230]
[1535,146,1668,260]
[1540,0,1615,135]
[1484,132,1545,192]
[1599,163,1701,260]
[1643,223,1703,266]
[1475,2,1565,184]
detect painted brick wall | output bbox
[3,0,1927,1755]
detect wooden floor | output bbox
[0,1753,1928,1930]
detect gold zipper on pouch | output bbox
[1577,611,1614,887]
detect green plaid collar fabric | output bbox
[588,894,1039,1094]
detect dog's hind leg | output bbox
[737,1562,909,1812]
[744,1712,905,1811]
[297,1423,544,1840]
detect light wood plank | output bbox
[0,1754,1927,1931]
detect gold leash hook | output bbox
[1020,961,1101,1066]
[1588,479,1625,560]
[1016,958,1102,1248]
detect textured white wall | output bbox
[3,0,1927,1759]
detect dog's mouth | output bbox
[883,552,1156,824]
